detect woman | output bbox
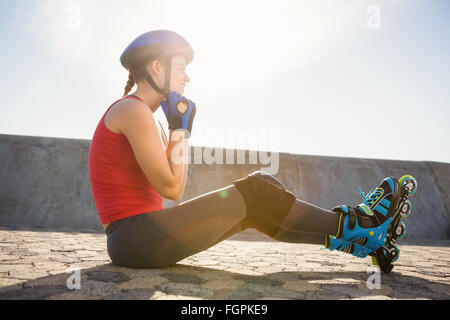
[88,30,414,272]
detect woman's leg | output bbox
[232,171,340,241]
[241,199,337,246]
[150,184,246,252]
[152,171,341,251]
[275,199,340,237]
[107,171,344,268]
[107,184,247,268]
[272,229,326,245]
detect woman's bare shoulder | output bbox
[105,98,149,134]
[114,97,148,114]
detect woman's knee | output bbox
[232,171,297,228]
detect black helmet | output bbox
[120,30,194,97]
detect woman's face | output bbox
[169,55,190,95]
[148,55,190,96]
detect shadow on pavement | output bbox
[1,262,449,300]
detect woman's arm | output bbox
[117,99,186,200]
[159,122,189,200]
[166,130,189,200]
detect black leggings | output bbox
[106,185,248,268]
[106,184,337,268]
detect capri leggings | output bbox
[106,184,249,268]
[106,182,339,268]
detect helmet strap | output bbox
[142,71,167,97]
[140,56,172,98]
[163,56,172,97]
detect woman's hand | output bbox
[160,91,196,138]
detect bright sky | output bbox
[1,0,449,163]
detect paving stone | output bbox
[4,265,48,280]
[354,295,394,300]
[194,259,220,266]
[242,283,302,299]
[84,271,130,283]
[0,255,20,262]
[156,282,214,299]
[33,261,67,272]
[227,288,263,300]
[149,290,203,300]
[227,268,265,276]
[254,266,284,274]
[83,254,110,260]
[75,280,119,297]
[0,278,25,295]
[320,283,374,299]
[422,283,450,297]
[164,265,203,275]
[49,256,81,264]
[282,280,320,293]
[267,272,301,282]
[1,258,37,265]
[161,272,206,285]
[69,261,106,270]
[1,285,69,299]
[297,272,333,281]
[0,265,18,273]
[204,279,244,291]
[73,250,98,257]
[104,288,157,300]
[124,269,166,279]
[231,275,283,287]
[22,273,69,289]
[194,269,233,281]
[247,261,274,267]
[296,262,323,270]
[46,291,101,300]
[375,282,440,300]
[99,263,138,274]
[211,289,233,299]
[115,276,167,290]
[1,229,449,300]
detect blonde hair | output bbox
[123,72,135,97]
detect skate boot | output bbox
[367,175,417,274]
[330,175,417,273]
[323,201,391,261]
[324,235,371,258]
[332,203,392,252]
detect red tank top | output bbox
[88,96,164,224]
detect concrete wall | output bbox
[1,134,449,240]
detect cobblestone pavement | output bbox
[0,226,449,300]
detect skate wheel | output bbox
[399,175,417,196]
[380,246,390,259]
[372,248,395,274]
[394,221,406,240]
[391,244,400,262]
[400,199,412,218]
[372,256,380,268]
[380,244,399,262]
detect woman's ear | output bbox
[150,59,164,77]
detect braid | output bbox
[123,73,135,97]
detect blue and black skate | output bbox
[325,235,371,258]
[329,175,417,274]
[366,175,417,274]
